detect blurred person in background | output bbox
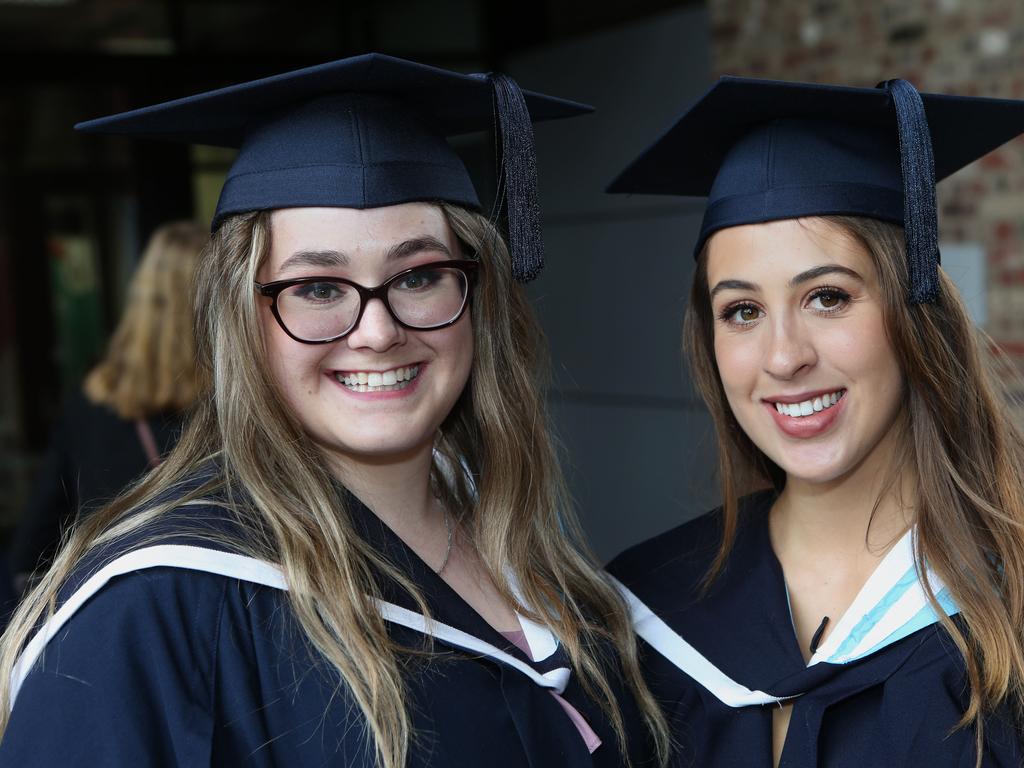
[8,220,207,586]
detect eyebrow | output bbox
[385,236,452,262]
[709,279,757,299]
[277,235,451,275]
[790,264,863,286]
[279,249,349,273]
[709,264,864,299]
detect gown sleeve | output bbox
[817,623,1023,767]
[0,567,228,767]
[891,634,1023,767]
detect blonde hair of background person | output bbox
[0,205,670,768]
[686,215,1024,759]
[6,220,208,583]
[83,220,208,419]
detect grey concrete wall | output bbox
[509,8,721,561]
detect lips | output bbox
[769,389,845,418]
[333,364,420,393]
[764,388,847,438]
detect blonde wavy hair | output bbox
[83,220,208,419]
[685,215,1024,763]
[1,205,669,768]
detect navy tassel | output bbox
[488,73,545,283]
[880,78,941,305]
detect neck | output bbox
[326,443,441,544]
[773,430,914,562]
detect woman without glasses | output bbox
[0,55,668,768]
[607,78,1024,766]
[9,221,207,588]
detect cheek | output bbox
[261,308,323,399]
[449,316,474,382]
[426,315,474,411]
[713,332,761,397]
[827,313,901,387]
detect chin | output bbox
[764,443,853,486]
[779,465,847,486]
[324,433,435,463]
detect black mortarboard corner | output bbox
[607,76,1024,304]
[75,53,593,283]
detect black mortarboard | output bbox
[75,53,593,282]
[607,76,1024,304]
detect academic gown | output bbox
[606,491,1022,768]
[1,480,652,767]
[10,389,183,576]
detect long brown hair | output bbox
[684,215,1024,758]
[2,205,669,768]
[83,220,208,418]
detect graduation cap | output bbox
[75,53,593,282]
[607,76,1024,304]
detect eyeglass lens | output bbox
[276,265,470,342]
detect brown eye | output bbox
[719,303,763,325]
[809,289,849,312]
[725,304,761,324]
[818,293,840,308]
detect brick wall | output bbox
[710,0,1024,372]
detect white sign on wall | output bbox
[939,242,987,327]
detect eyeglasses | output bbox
[254,259,479,344]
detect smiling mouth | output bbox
[334,365,421,393]
[770,389,846,418]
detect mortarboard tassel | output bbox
[488,73,545,283]
[880,78,941,305]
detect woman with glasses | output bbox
[606,78,1024,767]
[0,55,668,768]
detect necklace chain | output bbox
[436,506,453,574]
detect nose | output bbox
[345,297,404,352]
[762,311,816,380]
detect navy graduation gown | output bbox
[606,492,1022,768]
[10,388,183,576]
[2,489,652,767]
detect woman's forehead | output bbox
[270,203,449,236]
[706,218,871,283]
[266,204,454,269]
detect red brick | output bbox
[782,50,810,69]
[712,21,742,44]
[981,150,1009,170]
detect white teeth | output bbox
[335,365,420,393]
[773,390,844,419]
